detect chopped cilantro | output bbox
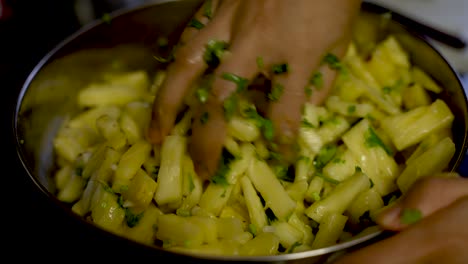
[322,53,341,69]
[400,208,422,225]
[309,72,323,88]
[101,13,112,24]
[311,192,321,201]
[223,95,238,120]
[153,53,174,64]
[304,86,313,97]
[221,72,249,93]
[243,107,274,141]
[365,127,393,156]
[269,151,283,161]
[204,40,229,68]
[248,223,257,236]
[200,112,209,124]
[211,149,235,186]
[355,166,362,172]
[314,144,337,170]
[383,86,392,94]
[273,164,288,179]
[102,183,115,194]
[316,172,340,185]
[268,83,284,101]
[272,63,289,74]
[188,174,195,192]
[75,167,83,176]
[196,87,210,103]
[262,118,274,141]
[176,208,191,217]
[287,242,302,253]
[332,158,345,164]
[301,119,315,128]
[322,53,346,73]
[277,165,295,182]
[188,18,204,29]
[347,105,356,114]
[203,0,213,19]
[256,56,264,70]
[298,155,311,163]
[125,208,144,227]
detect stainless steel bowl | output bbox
[13,0,468,263]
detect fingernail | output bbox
[377,205,403,230]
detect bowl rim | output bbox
[12,0,467,262]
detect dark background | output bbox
[2,0,468,262]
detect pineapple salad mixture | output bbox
[52,35,457,256]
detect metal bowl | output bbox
[13,0,468,263]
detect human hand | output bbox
[148,0,361,180]
[333,174,468,264]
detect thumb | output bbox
[377,173,467,230]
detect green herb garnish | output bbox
[101,13,112,24]
[223,95,238,120]
[211,149,235,186]
[244,107,275,141]
[365,127,393,156]
[272,63,289,74]
[314,144,337,170]
[316,172,340,185]
[188,18,204,29]
[196,87,210,103]
[256,56,264,70]
[204,39,229,68]
[347,105,356,114]
[200,112,210,124]
[221,72,249,93]
[301,119,315,128]
[309,72,323,88]
[322,53,346,73]
[304,86,313,97]
[125,208,144,227]
[268,83,284,101]
[248,223,257,236]
[400,208,422,225]
[203,0,213,19]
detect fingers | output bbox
[179,0,221,45]
[266,64,310,161]
[377,174,468,230]
[148,1,235,144]
[333,195,468,264]
[307,42,349,105]
[189,38,260,180]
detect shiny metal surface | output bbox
[13,0,468,263]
